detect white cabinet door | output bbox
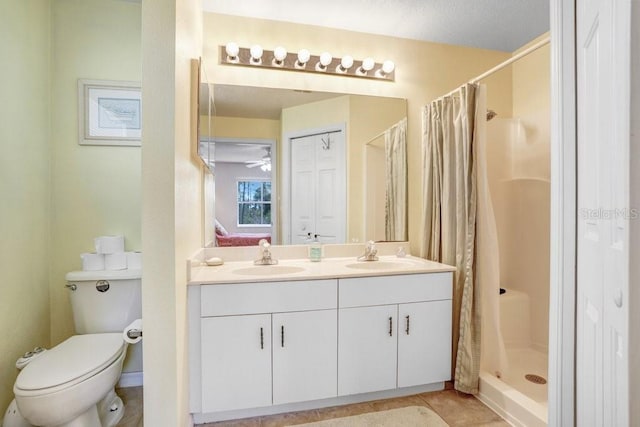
[398,301,451,387]
[201,315,271,412]
[338,305,397,395]
[272,310,337,405]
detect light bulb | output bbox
[296,49,311,68]
[320,52,333,66]
[316,52,332,71]
[357,57,375,75]
[376,60,395,78]
[273,46,287,66]
[225,42,239,63]
[249,44,263,65]
[336,55,354,73]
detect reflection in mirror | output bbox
[199,84,407,246]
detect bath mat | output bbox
[289,406,449,426]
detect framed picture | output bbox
[78,79,141,146]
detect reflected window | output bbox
[237,180,272,226]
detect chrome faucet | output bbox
[254,239,278,265]
[357,240,379,262]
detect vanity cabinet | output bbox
[190,270,453,422]
[338,273,452,395]
[197,279,338,413]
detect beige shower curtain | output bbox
[385,118,408,241]
[420,83,482,394]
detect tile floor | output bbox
[115,383,509,427]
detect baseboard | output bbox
[118,371,143,388]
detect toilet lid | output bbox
[15,333,125,391]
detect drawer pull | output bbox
[405,315,410,335]
[281,325,285,348]
[260,327,264,349]
[389,317,393,337]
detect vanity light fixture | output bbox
[295,49,311,69]
[249,44,263,65]
[315,52,333,72]
[219,44,395,81]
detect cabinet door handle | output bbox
[281,325,285,348]
[260,327,264,349]
[405,315,410,335]
[389,317,393,337]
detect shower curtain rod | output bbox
[436,35,550,100]
[365,130,386,145]
[365,118,406,145]
[471,35,550,83]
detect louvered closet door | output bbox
[576,0,630,425]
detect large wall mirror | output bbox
[199,82,407,247]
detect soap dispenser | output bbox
[309,234,322,262]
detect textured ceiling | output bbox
[202,0,549,52]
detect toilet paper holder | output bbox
[126,329,142,339]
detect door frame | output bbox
[549,0,577,425]
[281,123,346,244]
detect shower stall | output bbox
[478,118,550,427]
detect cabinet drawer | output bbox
[201,279,337,316]
[339,273,452,308]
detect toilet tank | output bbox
[65,270,142,334]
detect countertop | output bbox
[188,255,456,285]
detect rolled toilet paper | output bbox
[105,252,127,270]
[126,251,142,270]
[123,318,143,344]
[94,235,125,254]
[81,253,105,271]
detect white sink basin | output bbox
[345,261,413,270]
[232,265,307,276]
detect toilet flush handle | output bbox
[65,283,77,291]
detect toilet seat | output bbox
[15,333,126,395]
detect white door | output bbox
[290,131,346,244]
[576,0,630,425]
[397,301,452,387]
[201,315,272,412]
[272,310,337,405]
[338,305,397,395]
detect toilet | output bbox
[13,270,141,427]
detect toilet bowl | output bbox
[14,333,127,427]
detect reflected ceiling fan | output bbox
[244,146,272,171]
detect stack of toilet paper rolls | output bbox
[80,235,142,271]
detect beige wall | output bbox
[141,0,202,425]
[49,0,142,345]
[0,0,51,413]
[210,116,280,141]
[203,13,513,255]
